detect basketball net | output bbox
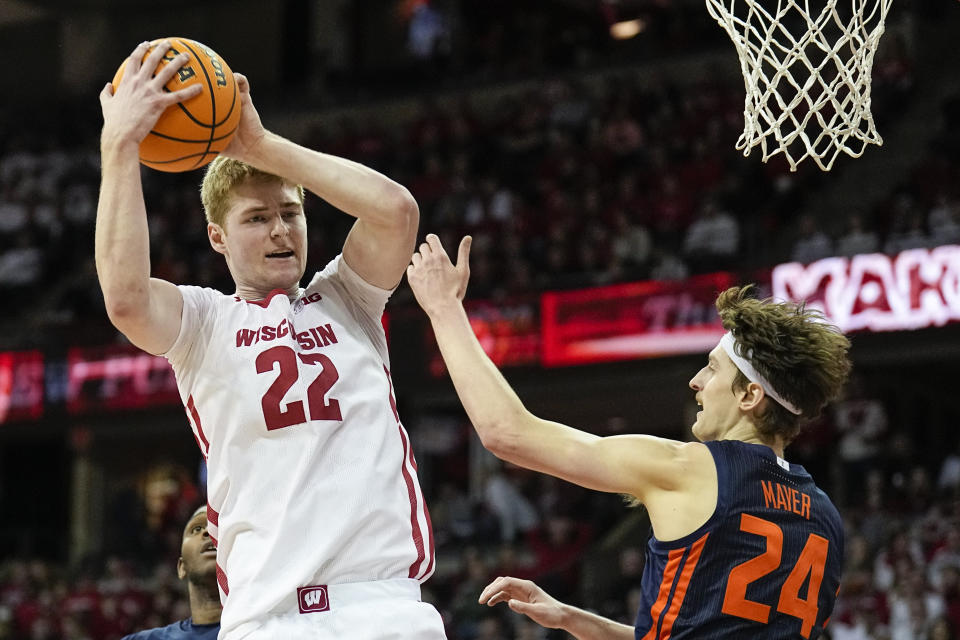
[706,0,893,171]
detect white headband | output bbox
[718,332,802,415]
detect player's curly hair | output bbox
[200,156,305,228]
[716,286,851,444]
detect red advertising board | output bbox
[0,350,44,424]
[427,297,540,377]
[3,246,957,422]
[66,344,181,415]
[541,273,735,367]
[772,246,960,332]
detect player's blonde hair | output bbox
[716,286,851,444]
[200,156,305,228]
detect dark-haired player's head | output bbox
[178,506,218,591]
[690,286,851,447]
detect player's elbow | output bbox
[103,299,138,332]
[474,412,532,462]
[385,184,419,231]
[102,286,149,329]
[476,420,507,456]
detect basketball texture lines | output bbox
[112,37,240,172]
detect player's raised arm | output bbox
[407,234,711,503]
[221,76,418,290]
[96,40,200,355]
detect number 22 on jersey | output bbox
[255,345,342,430]
[721,513,829,638]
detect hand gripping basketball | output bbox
[110,37,241,172]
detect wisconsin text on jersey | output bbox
[234,292,338,350]
[235,320,338,350]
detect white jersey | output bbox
[164,255,435,639]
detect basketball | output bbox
[111,37,240,172]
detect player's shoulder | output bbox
[119,620,178,640]
[304,253,393,316]
[178,283,232,307]
[308,254,345,285]
[675,440,714,465]
[120,618,220,640]
[699,438,744,460]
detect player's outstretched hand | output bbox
[100,40,203,149]
[222,73,268,165]
[407,234,472,317]
[478,576,567,630]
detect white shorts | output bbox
[226,579,447,640]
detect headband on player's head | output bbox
[719,332,802,416]
[184,505,208,530]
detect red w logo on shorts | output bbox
[297,585,330,614]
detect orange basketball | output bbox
[112,37,240,172]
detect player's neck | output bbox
[722,421,785,458]
[188,584,222,625]
[234,283,300,301]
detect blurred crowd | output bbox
[0,27,939,352]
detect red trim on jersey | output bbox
[658,533,710,639]
[186,396,210,457]
[207,502,219,527]
[384,365,434,579]
[237,289,288,308]
[640,548,685,640]
[216,562,230,596]
[406,436,436,579]
[397,424,427,579]
[383,365,400,422]
[420,488,436,579]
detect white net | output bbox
[706,0,893,171]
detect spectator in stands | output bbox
[833,375,889,505]
[929,530,960,593]
[602,101,646,166]
[431,482,481,546]
[449,548,496,640]
[928,194,960,247]
[597,546,645,621]
[883,195,930,255]
[482,459,540,544]
[938,443,960,498]
[406,0,450,63]
[937,566,960,633]
[887,565,944,640]
[647,175,695,249]
[0,185,29,245]
[523,513,593,603]
[681,199,740,272]
[120,506,220,640]
[648,248,689,281]
[791,213,834,264]
[927,616,957,640]
[872,32,914,123]
[608,208,652,277]
[874,528,926,594]
[0,231,43,300]
[836,213,881,257]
